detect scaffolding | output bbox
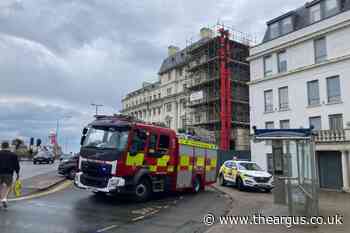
[184,24,254,151]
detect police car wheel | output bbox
[236,178,245,191]
[134,178,151,202]
[193,176,201,193]
[219,174,226,186]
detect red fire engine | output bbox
[75,115,218,201]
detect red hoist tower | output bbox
[219,28,232,151]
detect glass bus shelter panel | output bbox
[284,140,319,217]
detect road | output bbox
[20,161,58,180]
[0,185,230,233]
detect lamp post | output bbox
[56,115,72,149]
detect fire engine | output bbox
[74,115,218,201]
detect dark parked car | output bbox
[58,155,78,179]
[33,150,55,164]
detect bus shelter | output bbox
[253,127,319,217]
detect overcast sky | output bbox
[0,0,307,152]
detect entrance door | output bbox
[318,151,343,190]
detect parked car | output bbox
[33,150,55,164]
[58,155,79,179]
[218,160,273,192]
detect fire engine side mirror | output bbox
[82,128,88,135]
[80,136,86,146]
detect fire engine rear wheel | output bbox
[134,178,152,202]
[193,176,201,193]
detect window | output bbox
[165,118,172,128]
[307,80,320,106]
[158,107,161,115]
[264,56,273,76]
[178,67,183,77]
[167,88,172,96]
[158,93,161,98]
[159,135,170,154]
[281,17,293,35]
[314,37,327,63]
[324,0,339,17]
[181,118,186,128]
[280,120,290,129]
[183,84,187,91]
[309,116,322,131]
[166,103,172,112]
[195,114,201,123]
[310,4,321,23]
[265,121,275,129]
[168,72,171,81]
[153,108,156,116]
[153,94,156,100]
[148,133,158,154]
[327,76,341,103]
[269,22,279,39]
[131,129,147,152]
[278,87,289,111]
[277,51,287,73]
[264,90,273,113]
[329,114,343,130]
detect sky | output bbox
[0,0,307,152]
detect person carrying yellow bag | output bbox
[13,179,22,197]
[0,141,20,209]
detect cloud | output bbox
[0,0,308,151]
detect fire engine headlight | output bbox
[109,177,125,187]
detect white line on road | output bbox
[96,224,119,232]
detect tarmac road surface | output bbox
[20,161,58,180]
[0,184,230,233]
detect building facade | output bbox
[121,27,251,151]
[249,0,350,191]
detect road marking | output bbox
[8,180,72,202]
[132,209,160,222]
[96,224,119,232]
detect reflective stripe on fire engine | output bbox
[148,155,172,173]
[178,155,193,172]
[179,139,218,150]
[196,157,205,167]
[126,152,144,166]
[205,159,217,172]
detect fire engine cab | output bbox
[74,115,218,201]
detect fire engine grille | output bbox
[80,174,108,188]
[254,177,271,183]
[81,161,112,177]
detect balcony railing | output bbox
[315,129,350,143]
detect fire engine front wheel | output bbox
[134,178,152,202]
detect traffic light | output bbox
[36,138,42,147]
[30,137,34,146]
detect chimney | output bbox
[168,45,179,56]
[200,27,214,39]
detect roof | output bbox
[158,49,187,75]
[158,37,212,75]
[123,81,160,100]
[262,0,350,43]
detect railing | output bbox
[315,129,350,143]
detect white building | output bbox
[121,45,188,130]
[249,0,350,191]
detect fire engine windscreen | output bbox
[82,127,129,150]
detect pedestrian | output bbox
[0,141,20,209]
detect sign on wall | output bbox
[190,91,203,102]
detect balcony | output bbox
[315,129,350,143]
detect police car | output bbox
[218,160,273,192]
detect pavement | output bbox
[0,185,231,233]
[206,183,350,233]
[8,161,65,199]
